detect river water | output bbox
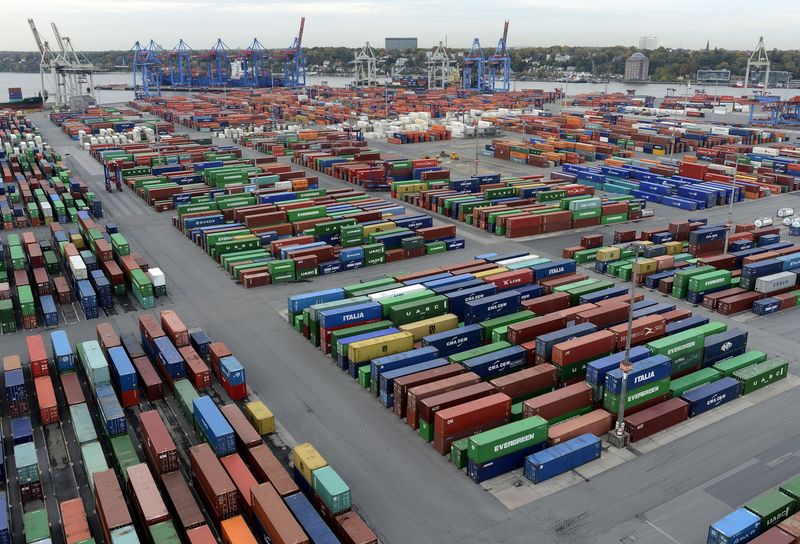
[0,71,796,105]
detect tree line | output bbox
[1,45,797,82]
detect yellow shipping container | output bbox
[473,267,509,279]
[635,258,658,275]
[292,443,327,485]
[70,234,85,250]
[245,400,275,435]
[395,183,427,196]
[362,221,397,236]
[399,313,459,342]
[348,331,414,364]
[663,241,683,255]
[636,240,654,247]
[596,247,621,262]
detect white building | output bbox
[638,36,660,50]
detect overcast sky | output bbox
[6,0,798,51]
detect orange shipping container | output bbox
[60,499,91,544]
[34,375,59,425]
[221,515,259,544]
[220,453,259,516]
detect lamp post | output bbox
[609,242,641,448]
[474,112,482,176]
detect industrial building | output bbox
[385,37,418,50]
[638,36,660,50]
[624,52,650,82]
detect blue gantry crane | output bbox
[132,40,163,98]
[273,17,306,87]
[241,38,270,87]
[485,21,511,92]
[166,39,192,86]
[200,39,232,86]
[462,39,485,91]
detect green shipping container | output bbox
[149,520,181,544]
[687,270,731,293]
[312,466,352,514]
[670,349,704,376]
[603,377,670,413]
[343,277,396,297]
[174,379,199,421]
[733,358,789,394]
[111,434,140,483]
[387,295,448,326]
[669,368,721,398]
[419,418,434,442]
[70,403,99,445]
[450,438,469,469]
[23,509,49,544]
[693,322,728,338]
[672,265,715,291]
[467,416,548,464]
[744,489,797,531]
[81,441,109,492]
[712,351,767,377]
[480,310,535,341]
[448,341,511,365]
[358,365,371,388]
[780,475,800,501]
[111,526,140,543]
[647,330,704,361]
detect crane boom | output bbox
[28,19,47,56]
[297,17,305,50]
[502,20,509,47]
[51,23,66,55]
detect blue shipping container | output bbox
[584,346,652,386]
[319,302,383,330]
[464,290,522,325]
[288,288,345,315]
[107,347,138,392]
[422,325,483,358]
[530,259,577,281]
[96,384,127,436]
[4,369,25,402]
[193,396,236,456]
[605,355,671,395]
[370,346,440,387]
[461,346,526,380]
[467,442,546,483]
[154,336,186,381]
[50,330,74,372]
[0,491,9,544]
[446,284,497,320]
[665,316,710,336]
[703,329,748,367]
[707,508,761,544]
[682,377,740,417]
[189,329,211,361]
[535,323,597,360]
[524,434,602,484]
[284,492,340,544]
[11,416,33,445]
[579,285,628,304]
[220,356,245,386]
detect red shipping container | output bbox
[660,308,693,323]
[749,528,795,544]
[61,372,86,405]
[335,511,379,544]
[61,498,91,544]
[538,274,588,294]
[179,345,211,390]
[26,335,49,377]
[209,342,232,378]
[551,330,615,367]
[132,356,164,401]
[717,292,765,315]
[392,365,465,418]
[484,269,533,291]
[433,393,511,455]
[548,409,614,445]
[96,323,121,355]
[244,444,299,497]
[139,314,165,355]
[557,303,598,325]
[127,463,171,527]
[140,410,178,475]
[575,301,629,328]
[507,313,566,345]
[523,292,571,315]
[702,288,746,311]
[220,404,262,449]
[608,314,666,350]
[222,376,248,401]
[522,382,593,420]
[161,471,206,532]
[220,453,259,517]
[120,388,139,408]
[417,383,496,433]
[189,443,240,522]
[187,526,217,544]
[160,310,189,347]
[580,234,604,249]
[94,469,133,543]
[251,483,309,544]
[624,398,689,442]
[34,375,58,425]
[489,364,557,400]
[406,372,481,429]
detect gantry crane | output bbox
[132,40,163,98]
[272,17,306,87]
[485,21,511,92]
[462,39,485,91]
[745,37,770,89]
[166,39,192,86]
[353,42,379,87]
[242,38,269,87]
[427,41,453,89]
[29,19,101,109]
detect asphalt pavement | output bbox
[13,112,800,544]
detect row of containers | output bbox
[171,185,464,287]
[1,310,379,544]
[49,107,174,140]
[1,111,103,228]
[696,142,800,178]
[286,251,788,484]
[390,172,650,237]
[0,213,166,333]
[558,154,798,213]
[567,221,800,318]
[708,475,800,544]
[128,88,563,129]
[490,112,788,166]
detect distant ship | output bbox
[1,88,44,110]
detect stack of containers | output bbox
[127,463,171,528]
[219,356,247,400]
[15,441,42,502]
[50,329,74,373]
[189,443,240,524]
[33,374,58,426]
[4,356,27,417]
[93,469,134,543]
[108,345,139,407]
[193,396,236,457]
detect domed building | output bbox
[624,52,650,82]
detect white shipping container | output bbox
[69,255,88,280]
[755,271,797,294]
[146,267,166,287]
[368,283,425,302]
[497,254,540,266]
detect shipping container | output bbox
[221,515,258,544]
[189,443,240,522]
[682,377,741,417]
[149,520,182,544]
[417,383,496,441]
[734,358,789,394]
[128,463,171,527]
[193,396,236,457]
[161,471,206,532]
[81,441,109,491]
[335,512,378,544]
[468,416,548,464]
[292,443,328,486]
[160,310,190,347]
[251,484,309,544]
[433,393,511,454]
[220,404,262,449]
[312,465,352,515]
[745,490,798,531]
[624,398,690,442]
[94,469,133,543]
[244,444,300,497]
[548,409,614,446]
[285,491,340,544]
[187,525,216,544]
[139,410,178,475]
[245,400,275,435]
[220,453,259,515]
[60,498,91,544]
[524,434,601,484]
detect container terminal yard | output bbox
[3,10,800,544]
